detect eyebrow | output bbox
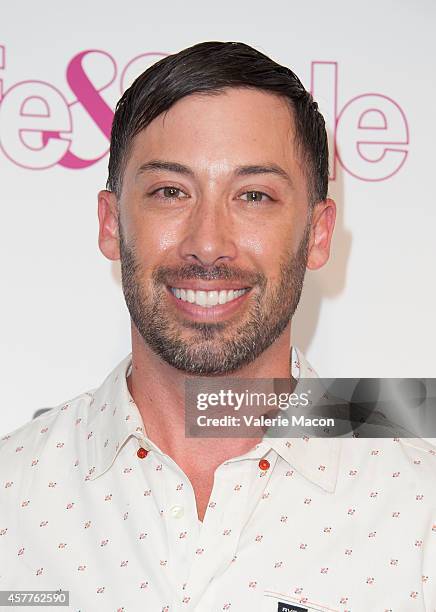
[136,160,195,177]
[235,164,294,188]
[136,160,294,188]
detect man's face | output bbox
[99,88,333,374]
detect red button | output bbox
[259,458,270,471]
[137,447,148,459]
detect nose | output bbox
[178,198,238,267]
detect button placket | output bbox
[160,456,201,607]
[182,460,254,609]
[186,452,278,610]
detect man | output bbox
[0,41,435,612]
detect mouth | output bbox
[169,287,250,308]
[166,284,252,320]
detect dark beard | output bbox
[119,222,310,375]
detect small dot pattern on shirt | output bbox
[1,347,436,611]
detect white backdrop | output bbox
[1,0,435,435]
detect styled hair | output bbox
[107,41,328,204]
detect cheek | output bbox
[238,230,284,289]
[238,221,297,262]
[153,227,180,253]
[128,212,181,261]
[238,233,264,256]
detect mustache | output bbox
[153,264,266,287]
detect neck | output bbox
[127,322,293,472]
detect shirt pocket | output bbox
[262,590,340,612]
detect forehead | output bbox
[126,88,304,181]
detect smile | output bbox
[169,287,249,308]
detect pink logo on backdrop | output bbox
[0,46,409,181]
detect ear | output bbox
[98,190,120,261]
[306,198,336,270]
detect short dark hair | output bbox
[107,41,328,204]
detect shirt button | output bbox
[170,505,184,519]
[137,447,148,459]
[259,458,270,471]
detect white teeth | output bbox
[207,291,219,306]
[196,291,207,307]
[218,290,227,304]
[170,287,248,307]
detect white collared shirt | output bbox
[1,349,436,612]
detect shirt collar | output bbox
[85,355,146,481]
[266,347,341,493]
[85,348,341,492]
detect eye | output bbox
[149,186,189,200]
[239,190,272,203]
